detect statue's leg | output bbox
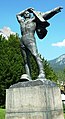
[27,41,45,79]
[33,53,45,78]
[20,44,31,79]
[26,48,31,77]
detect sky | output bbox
[0,0,65,60]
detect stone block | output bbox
[6,80,64,119]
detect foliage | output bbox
[56,70,65,83]
[43,58,58,82]
[0,35,25,107]
[0,35,58,107]
[63,103,65,113]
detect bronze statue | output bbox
[16,7,63,80]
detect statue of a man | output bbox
[16,7,63,80]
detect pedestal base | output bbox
[6,80,64,119]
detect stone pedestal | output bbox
[6,80,64,119]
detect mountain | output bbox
[0,30,8,39]
[0,27,16,40]
[49,54,65,72]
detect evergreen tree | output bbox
[43,58,58,82]
[0,35,24,107]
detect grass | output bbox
[0,109,5,119]
[64,113,65,119]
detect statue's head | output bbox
[24,11,31,18]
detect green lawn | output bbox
[64,113,65,119]
[0,109,5,119]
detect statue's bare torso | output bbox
[20,19,36,37]
[20,18,37,49]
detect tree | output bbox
[0,35,24,107]
[43,58,58,82]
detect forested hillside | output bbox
[0,34,58,107]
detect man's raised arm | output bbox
[42,6,63,20]
[16,8,31,23]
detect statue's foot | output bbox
[36,73,56,86]
[20,74,32,81]
[37,73,47,81]
[38,73,45,78]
